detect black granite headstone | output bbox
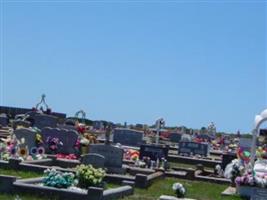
[113,128,144,147]
[139,144,169,161]
[169,133,182,143]
[178,142,209,157]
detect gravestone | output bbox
[13,128,37,151]
[41,127,79,154]
[222,152,236,170]
[81,153,105,169]
[139,144,169,161]
[239,138,253,151]
[169,133,182,143]
[89,144,124,173]
[251,187,267,200]
[178,142,209,157]
[33,114,58,129]
[0,113,8,127]
[113,128,144,147]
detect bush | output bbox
[75,164,106,188]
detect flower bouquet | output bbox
[172,182,186,198]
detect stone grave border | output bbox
[0,158,166,189]
[0,175,133,200]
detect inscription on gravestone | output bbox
[139,144,169,161]
[14,128,37,151]
[178,142,209,157]
[113,128,144,147]
[251,188,267,200]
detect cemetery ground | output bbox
[0,169,243,200]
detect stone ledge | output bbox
[159,195,196,200]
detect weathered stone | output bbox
[81,153,105,169]
[89,144,123,168]
[14,128,37,151]
[113,128,144,147]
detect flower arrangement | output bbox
[56,153,77,160]
[0,136,46,161]
[224,159,244,184]
[172,182,186,198]
[36,133,43,146]
[83,133,97,144]
[124,149,140,161]
[46,137,63,153]
[75,164,106,188]
[43,168,76,188]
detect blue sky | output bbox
[0,1,266,133]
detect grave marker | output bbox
[81,153,105,169]
[89,144,124,173]
[139,144,169,161]
[41,127,79,154]
[178,142,209,157]
[13,128,37,151]
[0,113,8,127]
[169,133,182,143]
[33,114,58,129]
[113,128,144,147]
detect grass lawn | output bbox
[0,170,244,200]
[0,168,42,179]
[124,178,243,200]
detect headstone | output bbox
[0,113,8,127]
[89,144,124,173]
[239,138,253,151]
[41,127,79,154]
[13,128,37,150]
[251,187,267,200]
[93,121,104,130]
[113,128,144,147]
[222,153,236,170]
[139,144,169,161]
[178,142,209,157]
[81,153,105,169]
[33,114,58,129]
[169,133,182,143]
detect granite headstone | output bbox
[89,144,124,173]
[139,144,169,161]
[13,128,37,151]
[178,142,209,157]
[33,114,58,129]
[0,113,8,127]
[113,128,144,147]
[169,133,182,143]
[81,153,105,169]
[41,127,79,154]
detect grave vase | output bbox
[81,145,89,155]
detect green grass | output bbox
[0,168,42,179]
[0,170,244,200]
[124,178,243,200]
